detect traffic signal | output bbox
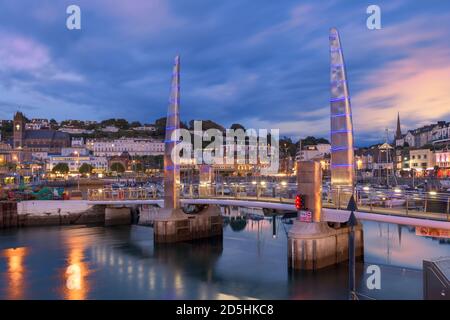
[295,194,307,210]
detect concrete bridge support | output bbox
[105,207,131,226]
[288,160,363,270]
[153,205,222,243]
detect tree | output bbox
[130,121,142,128]
[279,137,297,157]
[188,119,225,132]
[79,163,94,175]
[49,119,58,129]
[132,162,144,172]
[110,162,125,173]
[52,163,70,174]
[230,123,245,131]
[101,118,129,130]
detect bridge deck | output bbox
[87,196,450,230]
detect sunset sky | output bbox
[0,0,449,145]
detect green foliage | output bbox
[188,119,225,132]
[101,118,130,130]
[230,123,245,131]
[300,136,330,146]
[130,121,142,128]
[110,162,126,173]
[133,155,163,170]
[52,163,70,174]
[1,121,13,139]
[79,163,94,174]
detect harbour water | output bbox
[0,211,448,300]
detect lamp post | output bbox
[347,194,358,300]
[75,151,80,190]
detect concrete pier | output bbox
[288,222,363,270]
[105,207,131,226]
[288,160,363,270]
[153,205,222,243]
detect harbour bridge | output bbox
[86,28,450,233]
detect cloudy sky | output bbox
[0,0,449,146]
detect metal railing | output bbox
[87,183,450,221]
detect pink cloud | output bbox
[0,33,50,71]
[353,46,450,134]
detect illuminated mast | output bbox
[164,55,181,209]
[329,28,355,189]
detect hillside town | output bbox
[1,111,450,188]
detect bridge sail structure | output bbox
[329,28,355,189]
[164,55,181,209]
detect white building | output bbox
[86,137,164,157]
[61,147,90,157]
[25,119,49,130]
[59,127,94,135]
[47,155,108,173]
[132,125,156,132]
[431,121,450,144]
[435,151,450,169]
[296,144,331,161]
[71,137,85,147]
[410,148,435,171]
[101,126,119,133]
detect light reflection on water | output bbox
[0,207,448,300]
[1,247,28,300]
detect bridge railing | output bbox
[88,183,450,221]
[188,182,450,221]
[88,187,158,201]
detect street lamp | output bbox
[347,195,358,300]
[74,151,80,190]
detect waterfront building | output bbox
[431,121,450,146]
[403,125,435,148]
[0,142,13,165]
[435,150,450,177]
[354,149,374,171]
[86,137,164,157]
[409,148,435,174]
[295,143,331,161]
[13,112,70,153]
[71,137,85,147]
[61,147,90,157]
[47,154,108,173]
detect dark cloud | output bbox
[0,0,449,146]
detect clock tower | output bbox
[13,111,26,149]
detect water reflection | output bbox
[2,247,28,300]
[364,222,450,269]
[62,232,91,300]
[0,211,448,300]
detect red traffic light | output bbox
[295,194,306,210]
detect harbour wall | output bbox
[0,200,105,228]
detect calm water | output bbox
[0,214,449,300]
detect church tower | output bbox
[395,112,402,140]
[13,111,26,149]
